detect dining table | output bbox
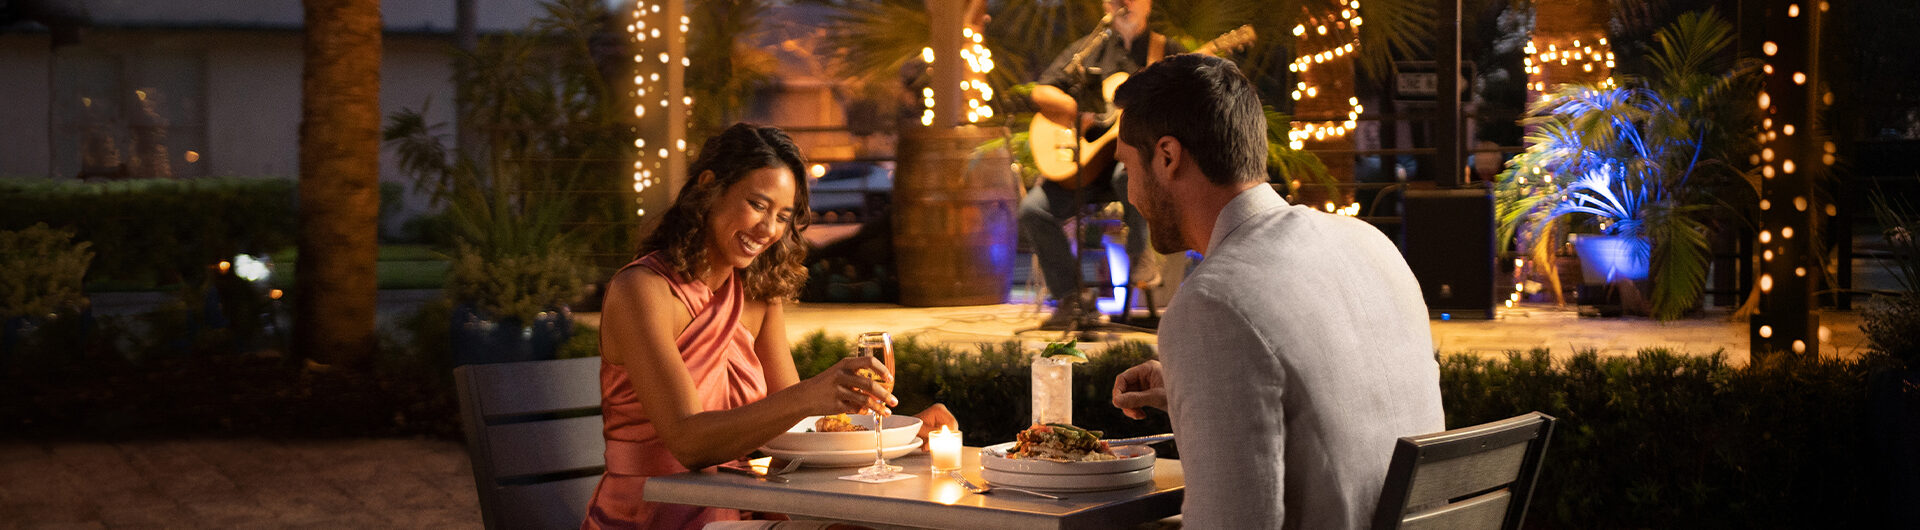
[643,448,1185,529]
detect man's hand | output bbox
[1111,360,1167,420]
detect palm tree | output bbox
[295,0,382,370]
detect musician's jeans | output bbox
[1017,164,1149,304]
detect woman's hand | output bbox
[786,356,898,417]
[912,403,959,451]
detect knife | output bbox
[1105,433,1174,446]
[717,465,788,484]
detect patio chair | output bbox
[454,357,606,530]
[1372,412,1556,530]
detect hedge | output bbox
[0,177,408,288]
[793,334,1916,529]
[1,178,298,286]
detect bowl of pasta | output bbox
[763,414,922,453]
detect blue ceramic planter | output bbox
[449,304,573,365]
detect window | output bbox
[52,46,208,179]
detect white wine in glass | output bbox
[854,331,901,479]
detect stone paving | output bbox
[0,438,479,529]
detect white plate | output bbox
[979,441,1155,475]
[759,437,922,467]
[981,466,1156,492]
[765,415,923,452]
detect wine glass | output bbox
[854,331,901,479]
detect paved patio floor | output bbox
[0,438,478,529]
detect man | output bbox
[1106,54,1445,528]
[1021,0,1182,329]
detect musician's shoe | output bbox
[1129,253,1163,289]
[1039,293,1096,331]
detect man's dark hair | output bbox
[1113,54,1267,185]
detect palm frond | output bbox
[1352,0,1433,79]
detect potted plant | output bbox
[1,223,95,368]
[384,0,613,364]
[1496,10,1759,321]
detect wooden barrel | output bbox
[892,126,1018,306]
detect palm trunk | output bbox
[296,0,382,370]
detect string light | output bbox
[929,28,997,126]
[1523,35,1613,95]
[630,0,689,220]
[1287,4,1364,147]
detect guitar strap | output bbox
[1147,33,1166,65]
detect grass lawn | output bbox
[82,245,449,292]
[267,245,450,290]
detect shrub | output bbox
[1443,348,1892,528]
[0,223,93,320]
[0,177,296,287]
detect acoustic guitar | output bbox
[1027,25,1256,189]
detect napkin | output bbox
[837,472,917,484]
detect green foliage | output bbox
[0,224,94,320]
[387,0,630,272]
[1494,10,1758,321]
[790,334,1172,448]
[1444,348,1892,528]
[385,0,620,321]
[687,0,779,135]
[1863,191,1920,368]
[0,178,295,286]
[445,243,592,324]
[556,323,601,360]
[1264,106,1331,194]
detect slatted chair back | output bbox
[1372,412,1556,530]
[455,357,607,530]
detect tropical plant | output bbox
[1495,9,1759,321]
[1863,191,1920,368]
[686,0,779,136]
[385,0,610,323]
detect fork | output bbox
[948,470,1065,500]
[770,457,805,476]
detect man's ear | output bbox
[1155,136,1183,179]
[696,170,716,187]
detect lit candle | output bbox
[930,427,963,472]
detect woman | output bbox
[583,123,954,529]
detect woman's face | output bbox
[704,165,799,273]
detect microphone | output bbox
[1067,13,1114,78]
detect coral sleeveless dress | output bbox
[582,252,769,529]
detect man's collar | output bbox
[1204,185,1285,256]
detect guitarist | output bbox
[1021,0,1183,330]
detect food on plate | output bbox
[1011,423,1119,462]
[811,413,868,433]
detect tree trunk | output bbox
[296,0,382,370]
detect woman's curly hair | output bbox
[638,123,811,301]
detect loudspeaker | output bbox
[1401,188,1496,319]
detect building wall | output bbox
[0,0,544,227]
[0,34,53,177]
